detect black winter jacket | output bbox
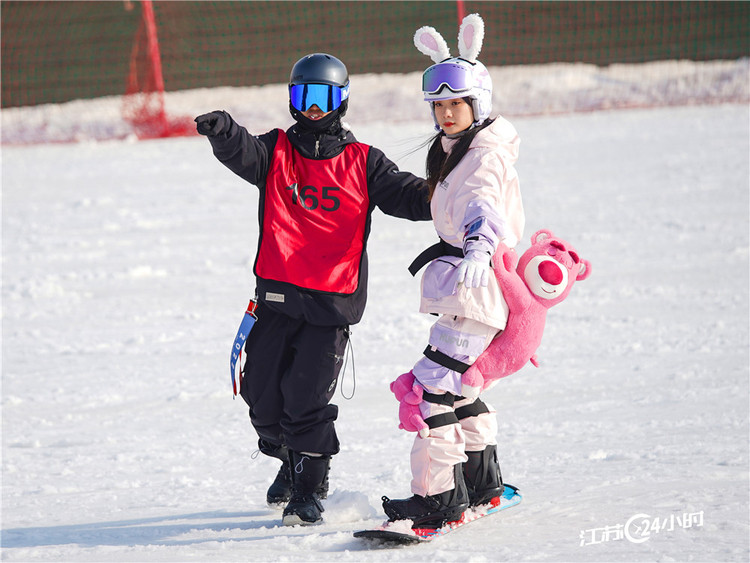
[207,113,432,326]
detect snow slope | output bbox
[2,62,749,561]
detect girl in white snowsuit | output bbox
[382,14,525,528]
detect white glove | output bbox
[456,250,490,289]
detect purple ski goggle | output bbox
[289,83,350,113]
[422,62,473,96]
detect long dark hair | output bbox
[425,117,494,200]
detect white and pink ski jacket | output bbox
[420,116,525,330]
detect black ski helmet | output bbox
[289,53,349,90]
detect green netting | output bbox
[2,0,749,108]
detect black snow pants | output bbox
[239,301,348,456]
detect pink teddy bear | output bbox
[460,229,592,397]
[392,229,591,435]
[390,371,430,438]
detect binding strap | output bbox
[408,238,464,276]
[455,398,490,420]
[424,412,460,429]
[422,391,456,407]
[423,346,471,374]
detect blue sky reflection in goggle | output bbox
[289,83,350,113]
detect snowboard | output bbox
[354,484,521,544]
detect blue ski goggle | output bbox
[289,82,350,113]
[422,62,473,96]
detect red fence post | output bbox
[457,0,466,23]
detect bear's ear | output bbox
[457,13,484,63]
[531,229,554,245]
[576,259,592,281]
[414,26,451,63]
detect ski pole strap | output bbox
[423,345,471,374]
[408,238,464,276]
[230,298,258,397]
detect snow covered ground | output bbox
[2,61,749,561]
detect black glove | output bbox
[195,111,229,136]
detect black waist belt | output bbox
[408,239,464,276]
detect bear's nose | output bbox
[539,260,564,285]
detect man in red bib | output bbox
[196,53,431,526]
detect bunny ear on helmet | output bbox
[414,26,451,63]
[457,13,485,62]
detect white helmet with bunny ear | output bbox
[414,13,493,128]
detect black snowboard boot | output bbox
[464,445,504,507]
[381,464,469,528]
[260,441,330,507]
[282,451,331,526]
[266,458,292,507]
[259,440,293,507]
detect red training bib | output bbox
[255,130,370,294]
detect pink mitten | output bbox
[390,371,430,438]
